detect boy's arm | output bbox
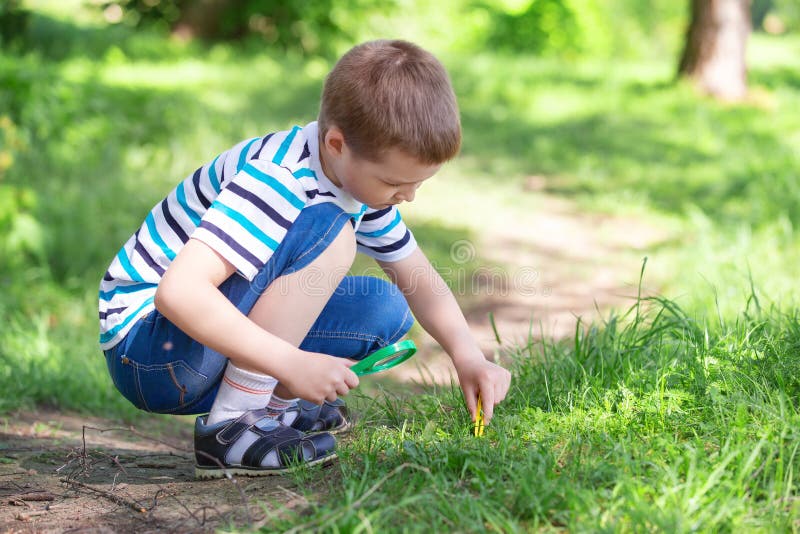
[154,238,358,404]
[377,246,511,424]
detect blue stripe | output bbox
[212,201,280,251]
[133,233,165,276]
[99,306,128,320]
[292,168,317,180]
[298,141,311,162]
[160,199,190,244]
[191,168,212,209]
[360,229,412,254]
[145,213,176,260]
[243,163,306,210]
[99,282,158,302]
[272,126,300,165]
[227,182,293,230]
[237,138,259,173]
[115,247,144,282]
[362,207,392,221]
[176,183,202,226]
[208,155,221,193]
[350,204,368,220]
[253,133,275,159]
[358,211,402,238]
[306,189,336,200]
[199,220,263,271]
[100,297,155,344]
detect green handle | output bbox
[351,340,417,376]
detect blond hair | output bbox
[318,39,461,164]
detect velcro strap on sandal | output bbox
[241,426,303,467]
[217,408,271,445]
[290,402,323,432]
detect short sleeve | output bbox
[192,160,308,280]
[355,206,418,262]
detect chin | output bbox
[364,201,391,209]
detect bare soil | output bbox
[0,193,669,533]
[0,409,329,533]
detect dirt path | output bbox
[0,194,670,533]
[0,409,327,533]
[384,191,670,384]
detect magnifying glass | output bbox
[351,339,417,376]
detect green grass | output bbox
[2,5,800,529]
[265,293,800,532]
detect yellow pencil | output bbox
[474,393,485,437]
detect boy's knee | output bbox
[370,278,414,343]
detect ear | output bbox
[324,126,346,157]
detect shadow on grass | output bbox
[12,10,193,62]
[751,67,800,90]
[458,74,800,226]
[6,51,326,283]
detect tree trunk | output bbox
[172,0,239,40]
[678,0,751,101]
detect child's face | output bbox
[321,128,441,209]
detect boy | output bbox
[99,39,511,479]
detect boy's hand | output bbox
[454,357,511,426]
[281,350,360,405]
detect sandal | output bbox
[194,408,337,479]
[278,398,351,434]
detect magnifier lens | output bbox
[369,349,412,371]
[352,340,417,376]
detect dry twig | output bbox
[60,477,147,514]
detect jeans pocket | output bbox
[132,360,210,414]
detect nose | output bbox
[395,184,417,202]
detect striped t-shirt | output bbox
[99,121,417,350]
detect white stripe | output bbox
[100,290,156,333]
[165,190,197,239]
[235,169,306,216]
[136,221,172,269]
[201,207,280,261]
[357,233,418,262]
[191,228,260,281]
[153,202,187,255]
[280,130,306,165]
[182,175,209,218]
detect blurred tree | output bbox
[486,0,582,55]
[751,0,773,29]
[98,0,391,56]
[678,0,751,101]
[0,0,30,47]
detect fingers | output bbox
[344,368,360,389]
[463,386,478,421]
[330,365,358,399]
[298,353,362,404]
[481,387,495,425]
[495,370,511,404]
[466,364,512,428]
[485,368,512,425]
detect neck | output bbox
[317,131,342,187]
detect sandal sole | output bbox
[194,452,338,480]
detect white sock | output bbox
[206,362,277,425]
[266,394,299,425]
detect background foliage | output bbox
[0,0,798,407]
[1,2,800,528]
[0,0,800,532]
